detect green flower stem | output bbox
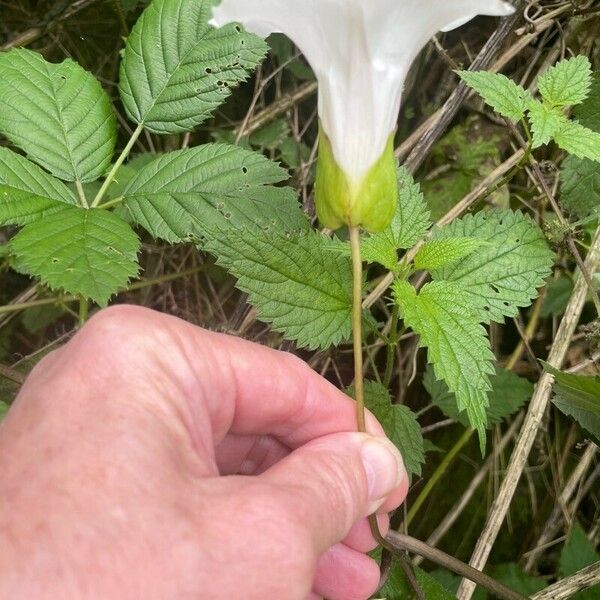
[75,180,89,208]
[97,196,124,210]
[91,123,144,208]
[78,297,89,326]
[406,427,474,527]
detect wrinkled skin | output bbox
[0,306,408,599]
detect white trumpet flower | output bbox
[211,0,515,231]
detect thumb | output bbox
[260,432,407,553]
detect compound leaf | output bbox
[430,210,554,323]
[458,70,532,121]
[123,144,307,242]
[119,0,267,133]
[0,148,78,226]
[393,280,495,446]
[0,48,116,182]
[10,207,140,305]
[538,56,593,108]
[204,228,352,350]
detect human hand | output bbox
[0,306,408,600]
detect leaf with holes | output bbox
[123,144,307,243]
[0,49,116,182]
[204,227,352,350]
[348,381,425,477]
[538,56,593,108]
[414,237,485,271]
[119,0,267,133]
[360,167,431,271]
[458,70,532,121]
[10,207,140,305]
[430,210,554,323]
[393,280,495,448]
[0,148,78,226]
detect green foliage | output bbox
[349,381,424,477]
[541,276,574,317]
[379,561,458,600]
[119,0,268,134]
[527,101,564,148]
[538,56,593,108]
[560,522,599,600]
[393,280,495,446]
[543,363,600,444]
[204,228,353,350]
[430,210,554,323]
[10,207,140,305]
[0,48,116,182]
[425,366,533,428]
[123,144,306,243]
[414,237,485,271]
[360,167,431,270]
[0,148,78,226]
[554,120,600,162]
[457,70,531,121]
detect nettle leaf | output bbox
[425,366,533,428]
[361,167,431,270]
[0,148,78,226]
[414,237,485,271]
[431,210,554,323]
[457,70,532,121]
[560,156,600,218]
[576,72,600,131]
[0,48,116,182]
[554,120,600,163]
[119,0,268,133]
[527,101,564,148]
[379,562,458,600]
[204,228,352,350]
[544,363,600,444]
[538,56,593,108]
[123,144,307,243]
[10,207,140,306]
[348,381,424,477]
[393,280,495,446]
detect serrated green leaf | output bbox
[10,207,140,305]
[379,561,458,600]
[393,280,494,446]
[361,167,431,270]
[538,56,593,108]
[123,144,307,243]
[348,381,424,477]
[0,49,116,182]
[119,0,267,134]
[560,156,600,219]
[414,237,485,271]
[425,366,533,428]
[431,210,554,323]
[575,71,600,132]
[554,120,600,163]
[204,228,352,350]
[0,148,78,226]
[527,100,564,148]
[458,70,532,121]
[541,275,574,318]
[543,363,600,444]
[559,522,599,600]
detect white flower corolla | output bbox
[211,0,514,231]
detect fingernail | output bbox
[361,437,405,512]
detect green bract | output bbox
[315,130,398,232]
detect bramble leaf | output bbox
[430,210,554,323]
[204,228,353,350]
[0,148,78,226]
[0,48,116,182]
[349,381,425,477]
[123,144,307,243]
[538,56,593,108]
[360,167,431,270]
[543,363,600,444]
[414,237,485,271]
[10,207,140,305]
[457,70,532,121]
[119,0,267,133]
[527,101,564,148]
[393,280,495,446]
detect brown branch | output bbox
[531,561,600,600]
